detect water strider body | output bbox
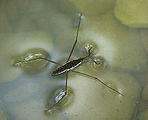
[21,13,124,112]
[52,58,85,75]
[52,49,92,76]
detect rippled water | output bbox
[0,0,148,120]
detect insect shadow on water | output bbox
[25,13,124,112]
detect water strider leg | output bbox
[72,70,124,96]
[16,57,62,66]
[66,13,82,62]
[61,13,83,102]
[65,71,68,93]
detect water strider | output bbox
[22,13,124,112]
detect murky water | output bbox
[0,0,148,120]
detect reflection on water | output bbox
[0,0,148,120]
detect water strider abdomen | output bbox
[52,57,86,75]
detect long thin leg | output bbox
[66,13,82,62]
[72,70,124,96]
[35,58,62,66]
[63,13,83,99]
[65,71,68,93]
[17,57,62,66]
